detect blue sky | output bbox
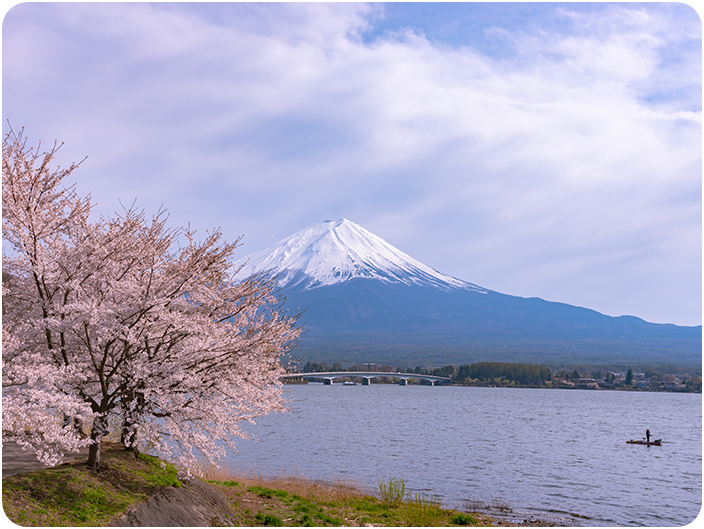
[2,2,701,326]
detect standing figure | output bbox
[646,429,651,443]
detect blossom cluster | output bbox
[2,127,301,470]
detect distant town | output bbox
[289,361,702,392]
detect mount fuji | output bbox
[236,218,481,292]
[236,219,701,367]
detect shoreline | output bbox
[285,379,701,394]
[2,442,569,526]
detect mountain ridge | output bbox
[235,219,701,367]
[236,219,484,292]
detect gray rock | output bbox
[110,477,237,527]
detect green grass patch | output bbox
[206,479,239,488]
[134,452,181,487]
[351,496,393,515]
[2,443,184,526]
[451,512,479,525]
[6,456,493,527]
[378,476,406,504]
[402,491,443,527]
[255,511,285,526]
[2,465,133,526]
[247,485,289,499]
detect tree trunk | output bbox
[120,391,143,453]
[86,438,101,469]
[120,397,134,450]
[120,422,139,453]
[86,414,107,469]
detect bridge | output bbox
[280,371,452,386]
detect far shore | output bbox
[283,379,701,393]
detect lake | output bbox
[225,384,701,526]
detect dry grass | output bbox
[195,464,495,526]
[194,461,369,503]
[3,445,500,527]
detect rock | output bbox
[109,476,237,527]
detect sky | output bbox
[2,2,701,326]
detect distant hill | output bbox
[235,219,702,367]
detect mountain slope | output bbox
[235,220,701,367]
[236,219,483,291]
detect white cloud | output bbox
[2,2,700,325]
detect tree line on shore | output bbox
[299,361,702,392]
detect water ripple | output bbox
[228,385,701,527]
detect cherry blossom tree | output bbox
[2,127,300,470]
[2,328,95,466]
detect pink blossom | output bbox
[3,127,301,470]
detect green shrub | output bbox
[352,497,391,515]
[403,492,442,526]
[378,477,405,504]
[255,512,284,526]
[247,486,288,499]
[451,512,478,526]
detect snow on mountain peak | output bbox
[234,219,485,292]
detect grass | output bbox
[403,491,444,527]
[377,476,406,504]
[198,464,493,526]
[3,445,496,527]
[133,452,181,487]
[2,442,180,526]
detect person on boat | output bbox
[646,429,651,443]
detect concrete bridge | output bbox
[280,371,452,386]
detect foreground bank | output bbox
[3,442,557,527]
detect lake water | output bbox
[225,384,701,527]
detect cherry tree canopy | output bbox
[2,127,301,470]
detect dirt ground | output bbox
[2,441,90,478]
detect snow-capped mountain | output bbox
[235,219,485,292]
[234,219,701,367]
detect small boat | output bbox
[627,439,662,446]
[343,381,358,386]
